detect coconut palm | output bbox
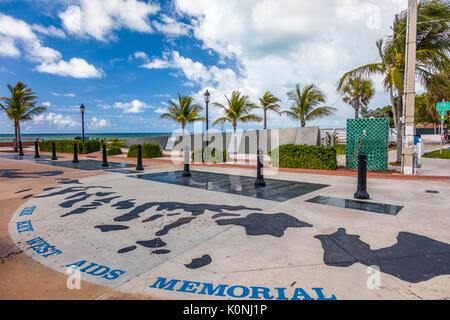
[212,91,262,133]
[160,93,205,135]
[0,82,45,151]
[258,91,281,129]
[341,76,375,119]
[337,0,450,162]
[282,84,336,127]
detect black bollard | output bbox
[136,144,144,171]
[72,143,79,163]
[34,140,40,159]
[101,144,109,167]
[18,140,24,156]
[254,148,266,187]
[354,153,370,199]
[51,141,58,160]
[182,147,191,177]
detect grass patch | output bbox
[423,149,450,159]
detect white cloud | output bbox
[155,107,168,114]
[89,117,108,129]
[35,58,103,78]
[0,13,102,79]
[112,99,154,113]
[31,24,67,38]
[59,0,160,41]
[41,101,52,107]
[50,92,76,97]
[133,51,172,69]
[0,35,20,58]
[34,112,78,128]
[153,14,191,37]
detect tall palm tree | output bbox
[212,91,262,133]
[337,0,450,162]
[160,93,205,135]
[341,76,375,119]
[0,82,45,151]
[282,84,336,127]
[258,91,281,129]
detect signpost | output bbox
[436,102,448,155]
[436,102,450,111]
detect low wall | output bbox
[124,136,169,150]
[0,141,35,147]
[163,126,320,153]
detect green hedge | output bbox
[127,143,162,159]
[39,139,101,154]
[192,147,229,163]
[107,147,122,156]
[270,144,338,170]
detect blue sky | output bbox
[0,0,410,134]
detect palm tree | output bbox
[160,93,205,135]
[258,91,281,129]
[0,82,45,151]
[341,76,375,119]
[212,91,262,133]
[282,84,336,127]
[337,0,450,162]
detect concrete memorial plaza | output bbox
[0,150,449,300]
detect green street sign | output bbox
[436,102,450,111]
[439,111,447,116]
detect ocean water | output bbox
[0,132,171,142]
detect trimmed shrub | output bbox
[192,147,229,163]
[107,147,122,156]
[271,144,338,170]
[127,143,162,159]
[39,139,101,154]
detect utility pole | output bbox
[401,0,417,175]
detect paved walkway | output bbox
[1,154,449,300]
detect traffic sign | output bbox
[436,102,450,111]
[439,111,447,116]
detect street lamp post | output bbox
[204,90,210,147]
[80,104,85,141]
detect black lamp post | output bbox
[80,104,85,141]
[204,89,210,146]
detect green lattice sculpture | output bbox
[346,118,389,171]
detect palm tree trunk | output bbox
[264,109,267,130]
[355,106,359,119]
[389,87,397,129]
[13,122,18,152]
[18,122,21,146]
[396,95,403,163]
[301,118,305,127]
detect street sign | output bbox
[436,102,450,111]
[439,111,447,116]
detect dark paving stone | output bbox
[137,238,166,248]
[315,228,450,283]
[95,225,129,232]
[0,169,64,179]
[133,171,329,202]
[118,245,136,254]
[185,254,212,269]
[216,213,312,237]
[35,159,134,171]
[0,153,53,161]
[306,195,403,215]
[155,217,196,236]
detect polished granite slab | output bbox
[0,153,53,161]
[132,170,329,202]
[306,195,403,215]
[35,159,134,171]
